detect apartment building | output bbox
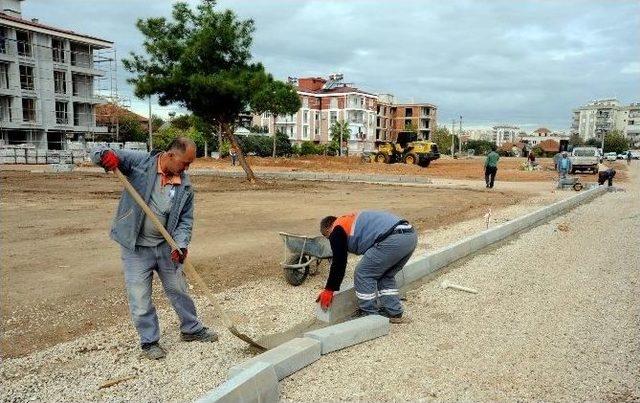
[376,93,436,142]
[253,74,437,153]
[253,75,378,153]
[491,125,520,147]
[0,0,112,149]
[519,127,568,146]
[571,99,640,146]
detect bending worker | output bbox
[597,162,616,187]
[317,211,417,323]
[91,137,217,360]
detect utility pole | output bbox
[148,96,153,150]
[450,119,455,156]
[459,115,463,155]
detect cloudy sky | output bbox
[21,0,640,130]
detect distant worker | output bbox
[484,145,500,188]
[627,150,632,165]
[91,137,217,360]
[553,151,563,170]
[598,162,616,187]
[230,147,238,166]
[557,151,572,178]
[317,211,417,323]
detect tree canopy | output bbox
[123,0,275,181]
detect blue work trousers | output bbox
[120,242,202,345]
[354,231,418,316]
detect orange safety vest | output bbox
[331,212,358,236]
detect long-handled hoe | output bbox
[114,168,267,351]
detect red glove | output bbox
[171,248,188,264]
[101,150,120,171]
[316,289,334,311]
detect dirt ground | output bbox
[192,155,629,182]
[0,169,533,358]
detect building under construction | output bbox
[0,0,114,150]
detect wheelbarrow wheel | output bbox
[283,255,310,286]
[573,182,584,191]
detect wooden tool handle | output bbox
[114,168,233,328]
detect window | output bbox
[405,108,413,118]
[54,71,66,94]
[0,27,6,54]
[19,65,34,90]
[52,38,65,63]
[303,126,309,139]
[404,119,412,128]
[55,101,68,124]
[315,111,319,121]
[16,30,32,57]
[0,63,8,89]
[70,42,91,67]
[303,110,309,124]
[329,97,338,109]
[0,96,11,122]
[330,111,337,125]
[73,74,93,97]
[22,98,36,122]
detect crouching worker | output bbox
[598,162,616,187]
[317,211,417,323]
[91,137,217,360]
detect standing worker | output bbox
[557,151,572,178]
[627,150,632,165]
[230,147,238,166]
[317,211,417,323]
[484,145,500,188]
[91,137,217,360]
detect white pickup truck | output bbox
[570,147,599,174]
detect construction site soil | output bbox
[191,155,628,182]
[0,169,533,358]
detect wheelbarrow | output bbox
[278,232,333,286]
[557,175,584,191]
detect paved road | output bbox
[281,164,640,401]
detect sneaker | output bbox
[141,342,166,360]
[181,327,219,343]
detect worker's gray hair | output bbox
[167,137,196,153]
[320,216,337,233]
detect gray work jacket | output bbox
[91,145,194,251]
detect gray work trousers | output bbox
[354,230,418,316]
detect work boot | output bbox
[388,314,412,324]
[380,309,413,324]
[141,342,166,360]
[348,309,379,320]
[181,327,219,343]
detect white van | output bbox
[570,147,599,174]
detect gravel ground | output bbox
[280,167,640,401]
[0,181,610,402]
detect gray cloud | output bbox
[21,0,640,130]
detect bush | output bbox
[464,140,494,155]
[154,126,208,156]
[300,141,318,155]
[532,146,544,157]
